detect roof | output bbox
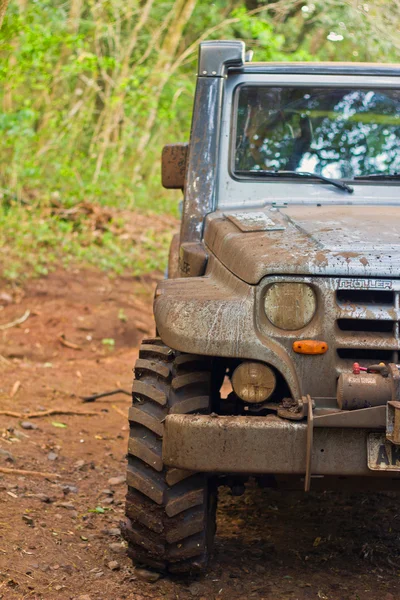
[230,62,400,77]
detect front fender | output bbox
[154,255,301,399]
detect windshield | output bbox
[234,86,400,180]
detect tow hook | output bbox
[277,395,315,420]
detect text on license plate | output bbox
[367,433,400,471]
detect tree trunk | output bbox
[0,0,9,28]
[132,0,198,176]
[92,0,155,182]
[68,0,83,34]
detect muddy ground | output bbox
[0,269,399,600]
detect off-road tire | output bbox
[122,338,217,573]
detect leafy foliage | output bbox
[0,203,172,280]
[0,0,398,279]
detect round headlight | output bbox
[264,283,317,330]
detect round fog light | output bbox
[232,361,276,404]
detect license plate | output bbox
[367,433,400,471]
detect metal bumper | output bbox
[162,414,398,477]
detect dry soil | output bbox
[0,269,399,600]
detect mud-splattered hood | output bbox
[204,205,400,284]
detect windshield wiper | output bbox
[354,173,400,181]
[239,170,354,194]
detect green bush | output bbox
[0,0,398,278]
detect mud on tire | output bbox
[122,338,217,573]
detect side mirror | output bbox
[161,143,188,189]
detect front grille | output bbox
[257,275,400,398]
[337,348,394,361]
[335,283,400,367]
[336,288,395,305]
[337,318,395,333]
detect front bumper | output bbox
[162,413,400,478]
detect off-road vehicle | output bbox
[122,41,400,573]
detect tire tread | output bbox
[123,338,215,573]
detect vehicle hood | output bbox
[204,205,400,284]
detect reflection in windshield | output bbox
[235,86,400,179]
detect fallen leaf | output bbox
[118,309,127,322]
[313,536,322,547]
[88,506,105,514]
[51,422,67,429]
[10,381,21,398]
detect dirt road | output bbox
[0,269,399,600]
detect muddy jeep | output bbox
[123,41,400,573]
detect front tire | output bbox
[122,338,217,573]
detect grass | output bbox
[0,201,177,281]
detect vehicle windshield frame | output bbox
[230,82,400,185]
[215,72,400,209]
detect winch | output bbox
[275,362,400,490]
[337,363,400,410]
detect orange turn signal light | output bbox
[293,340,328,355]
